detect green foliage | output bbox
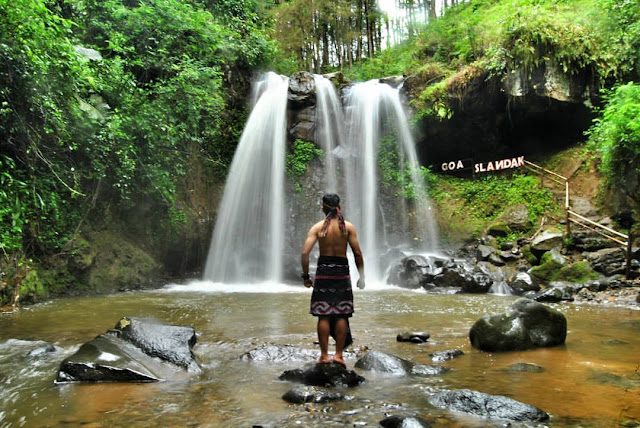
[412,79,453,121]
[18,269,48,303]
[286,140,323,178]
[1,0,274,262]
[342,42,421,82]
[378,133,417,199]
[396,0,640,119]
[424,170,558,240]
[586,82,640,194]
[441,174,556,223]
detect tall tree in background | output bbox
[269,0,464,72]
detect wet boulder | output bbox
[500,203,532,232]
[354,350,412,375]
[586,247,627,276]
[387,255,434,289]
[458,268,493,293]
[380,415,432,428]
[530,230,564,257]
[469,298,567,352]
[428,388,549,422]
[114,317,200,373]
[476,244,496,261]
[26,344,57,359]
[279,363,364,387]
[355,350,447,376]
[56,317,200,383]
[282,385,349,404]
[508,272,540,295]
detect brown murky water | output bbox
[1,283,639,427]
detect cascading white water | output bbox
[203,72,289,283]
[203,73,438,285]
[341,80,439,282]
[313,75,344,192]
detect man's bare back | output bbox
[300,194,365,368]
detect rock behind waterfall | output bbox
[56,317,200,383]
[469,298,567,352]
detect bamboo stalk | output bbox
[568,218,628,246]
[568,210,629,239]
[524,160,568,181]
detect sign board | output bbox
[438,156,525,174]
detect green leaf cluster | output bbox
[586,82,640,196]
[393,0,640,120]
[1,0,274,261]
[286,139,324,178]
[423,169,558,239]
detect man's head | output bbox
[322,193,340,214]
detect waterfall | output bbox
[313,75,344,192]
[340,80,439,282]
[203,73,439,285]
[203,72,289,283]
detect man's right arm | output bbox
[301,225,319,288]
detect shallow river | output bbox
[1,282,639,427]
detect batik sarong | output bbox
[310,256,354,348]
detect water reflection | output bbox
[0,286,638,427]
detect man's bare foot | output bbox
[332,356,347,368]
[317,356,332,364]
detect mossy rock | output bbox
[85,230,163,293]
[487,221,510,237]
[532,256,599,284]
[530,254,564,283]
[521,244,539,265]
[557,261,599,283]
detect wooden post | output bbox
[626,232,633,280]
[564,180,571,240]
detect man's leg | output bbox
[332,316,348,368]
[317,317,331,363]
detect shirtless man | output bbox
[301,193,365,368]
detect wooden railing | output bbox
[523,160,633,279]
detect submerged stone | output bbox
[396,332,430,343]
[282,385,348,404]
[240,344,318,362]
[429,349,464,363]
[428,388,549,422]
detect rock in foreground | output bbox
[56,317,200,383]
[279,363,365,387]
